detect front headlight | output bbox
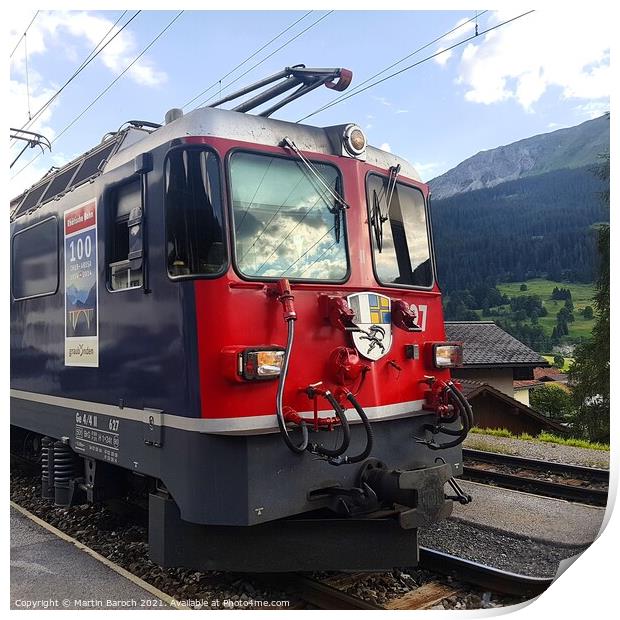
[239,348,285,380]
[433,343,463,368]
[343,124,367,157]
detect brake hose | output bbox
[328,392,374,465]
[307,392,351,458]
[276,318,309,454]
[426,383,473,451]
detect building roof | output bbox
[445,321,548,368]
[513,379,544,390]
[533,367,569,383]
[456,379,566,433]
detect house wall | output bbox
[513,388,531,407]
[469,393,548,436]
[453,368,515,397]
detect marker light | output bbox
[239,348,285,380]
[343,124,367,157]
[433,343,464,369]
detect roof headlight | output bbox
[343,124,366,157]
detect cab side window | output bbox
[108,179,144,291]
[12,218,59,300]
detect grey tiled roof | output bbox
[445,321,547,368]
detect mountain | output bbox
[429,114,609,200]
[428,115,610,293]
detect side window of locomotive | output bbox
[165,148,226,278]
[12,218,59,300]
[108,179,144,291]
[366,174,433,288]
[229,152,347,280]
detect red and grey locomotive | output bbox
[10,66,472,571]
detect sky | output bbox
[8,5,612,198]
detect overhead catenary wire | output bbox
[193,10,334,110]
[11,11,185,181]
[12,11,137,141]
[24,31,31,120]
[10,10,39,58]
[296,10,487,123]
[182,10,314,110]
[298,10,534,122]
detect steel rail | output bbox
[284,575,382,609]
[12,457,554,608]
[461,467,608,506]
[287,545,555,609]
[463,448,609,481]
[418,547,553,597]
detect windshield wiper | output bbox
[371,189,387,252]
[371,165,401,253]
[281,136,349,242]
[384,164,401,216]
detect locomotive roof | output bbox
[105,106,421,181]
[11,106,421,220]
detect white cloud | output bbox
[372,95,392,107]
[9,10,169,196]
[456,10,611,111]
[9,74,58,141]
[434,48,453,66]
[413,161,444,180]
[575,100,610,120]
[10,11,167,88]
[444,16,476,42]
[379,143,391,153]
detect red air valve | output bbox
[327,347,368,386]
[392,299,421,332]
[283,384,342,432]
[421,377,456,419]
[274,278,296,321]
[318,295,358,331]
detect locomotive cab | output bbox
[10,66,472,572]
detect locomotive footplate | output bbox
[149,493,420,572]
[148,462,454,572]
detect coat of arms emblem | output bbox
[347,292,393,361]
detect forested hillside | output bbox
[431,165,608,293]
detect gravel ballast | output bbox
[11,469,531,610]
[419,518,587,578]
[10,472,294,609]
[464,433,609,468]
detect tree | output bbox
[569,154,610,442]
[520,283,528,291]
[583,305,594,320]
[553,354,565,368]
[557,306,574,324]
[530,385,574,421]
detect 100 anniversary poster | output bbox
[64,200,99,367]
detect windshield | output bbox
[366,174,433,287]
[230,152,347,280]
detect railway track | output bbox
[285,547,552,609]
[462,448,609,506]
[11,461,556,611]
